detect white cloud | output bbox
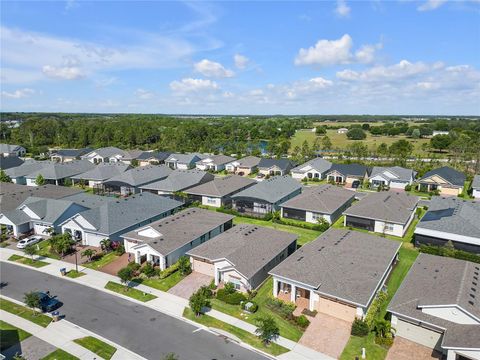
[1,88,35,99]
[355,42,382,64]
[135,88,154,100]
[194,59,234,78]
[234,54,249,69]
[418,0,447,11]
[336,60,430,81]
[335,0,351,17]
[42,65,85,80]
[170,78,219,93]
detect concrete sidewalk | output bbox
[0,247,334,360]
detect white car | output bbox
[17,236,42,249]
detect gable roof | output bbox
[140,169,214,192]
[71,162,130,181]
[165,153,205,164]
[61,192,117,209]
[258,158,294,171]
[472,175,480,189]
[0,144,24,153]
[136,151,171,162]
[51,148,92,158]
[369,166,416,182]
[231,175,302,203]
[419,166,466,187]
[291,158,332,174]
[122,208,234,255]
[326,163,368,177]
[197,155,236,166]
[19,196,84,224]
[270,229,401,307]
[228,156,261,168]
[280,184,355,214]
[25,160,95,180]
[5,160,49,178]
[344,191,419,224]
[187,224,297,280]
[0,156,24,170]
[83,147,128,159]
[186,175,256,198]
[104,165,172,187]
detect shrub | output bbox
[142,263,155,278]
[189,290,210,316]
[208,279,217,290]
[178,256,192,276]
[246,289,257,300]
[115,244,125,255]
[265,298,296,318]
[127,262,141,272]
[375,336,393,347]
[223,282,236,295]
[295,315,310,328]
[364,291,388,327]
[351,319,370,337]
[216,288,247,305]
[419,244,480,264]
[197,285,213,299]
[404,184,412,191]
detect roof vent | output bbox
[469,301,475,306]
[297,256,304,262]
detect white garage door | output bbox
[395,319,443,350]
[33,223,49,235]
[84,232,106,247]
[390,181,407,189]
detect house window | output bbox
[384,223,395,232]
[207,198,216,204]
[229,279,241,290]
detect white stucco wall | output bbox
[473,189,480,199]
[201,196,222,208]
[305,211,331,224]
[421,306,480,325]
[374,220,405,237]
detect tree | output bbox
[315,126,326,135]
[430,134,452,152]
[189,290,209,317]
[347,142,368,159]
[0,170,12,183]
[389,140,414,160]
[255,316,280,345]
[43,227,55,236]
[377,142,389,157]
[81,248,96,261]
[24,291,40,314]
[49,233,74,257]
[411,129,421,139]
[178,256,192,276]
[100,238,112,253]
[373,319,391,338]
[361,123,370,131]
[24,244,38,260]
[118,266,135,288]
[35,174,45,185]
[321,136,332,150]
[346,128,366,140]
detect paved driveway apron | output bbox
[168,272,213,299]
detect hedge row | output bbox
[419,245,480,264]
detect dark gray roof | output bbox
[196,155,236,166]
[369,166,416,182]
[388,254,480,349]
[19,196,85,224]
[419,166,466,187]
[291,158,332,175]
[442,325,480,349]
[0,156,24,170]
[472,175,480,189]
[231,175,302,204]
[270,228,401,307]
[186,175,256,197]
[165,153,205,164]
[104,165,172,187]
[83,147,128,159]
[51,148,92,157]
[136,151,171,162]
[258,158,294,171]
[280,184,355,214]
[187,224,297,280]
[5,160,48,178]
[25,160,95,180]
[0,144,24,153]
[343,192,419,225]
[140,169,214,192]
[326,163,368,177]
[228,156,261,168]
[415,196,480,238]
[61,192,117,209]
[122,208,234,255]
[72,192,182,235]
[71,163,130,181]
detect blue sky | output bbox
[1,0,479,115]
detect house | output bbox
[25,160,95,186]
[414,196,480,253]
[185,175,256,207]
[280,185,355,224]
[368,166,416,189]
[50,148,92,163]
[5,160,47,184]
[257,158,295,176]
[417,166,466,196]
[0,144,26,157]
[140,169,214,198]
[343,192,419,237]
[325,163,368,187]
[291,158,332,181]
[269,229,401,321]
[102,165,172,196]
[225,156,261,175]
[388,254,480,360]
[0,156,24,170]
[164,153,205,170]
[471,175,480,199]
[60,192,183,247]
[337,128,348,134]
[231,176,302,216]
[432,130,450,136]
[136,151,171,166]
[122,208,234,270]
[81,147,129,164]
[71,163,131,188]
[195,155,236,172]
[188,225,297,292]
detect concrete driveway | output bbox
[386,337,442,360]
[299,312,352,359]
[168,272,213,299]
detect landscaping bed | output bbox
[74,336,117,360]
[104,281,157,302]
[8,254,50,268]
[0,298,52,327]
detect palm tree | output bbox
[100,238,111,253]
[81,248,96,262]
[43,227,55,236]
[374,319,391,338]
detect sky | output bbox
[1,0,479,115]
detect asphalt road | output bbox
[0,262,268,360]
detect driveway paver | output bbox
[168,271,213,299]
[386,337,442,360]
[99,253,129,275]
[2,335,56,360]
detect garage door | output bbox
[317,297,356,323]
[33,223,49,235]
[395,319,443,350]
[192,258,214,276]
[390,181,407,189]
[84,232,105,247]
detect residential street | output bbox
[0,262,268,360]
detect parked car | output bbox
[36,292,62,312]
[16,236,42,249]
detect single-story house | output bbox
[257,158,295,176]
[280,184,355,224]
[231,175,302,216]
[71,163,131,188]
[164,153,206,170]
[270,229,401,321]
[185,175,256,207]
[25,160,95,186]
[188,224,297,292]
[325,163,368,187]
[343,192,419,237]
[432,130,450,136]
[60,192,183,247]
[50,148,92,163]
[368,166,416,190]
[0,156,24,170]
[337,128,348,134]
[225,156,261,175]
[414,196,480,253]
[471,175,480,199]
[81,147,129,164]
[122,208,234,270]
[5,160,51,185]
[0,143,26,157]
[291,158,332,181]
[140,169,214,198]
[102,165,172,196]
[388,254,480,360]
[136,151,171,166]
[195,155,236,172]
[417,166,466,196]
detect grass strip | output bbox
[104,281,157,302]
[0,298,52,327]
[40,349,80,360]
[8,254,49,268]
[74,336,117,360]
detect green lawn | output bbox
[183,307,289,356]
[74,336,117,360]
[340,333,388,360]
[37,240,61,260]
[290,129,318,150]
[0,320,32,351]
[66,270,86,278]
[83,252,119,270]
[0,298,52,327]
[211,278,304,342]
[40,349,79,360]
[8,254,50,268]
[104,281,157,302]
[134,271,186,292]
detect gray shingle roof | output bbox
[344,191,418,224]
[51,148,92,157]
[83,147,128,159]
[122,208,234,255]
[19,196,85,224]
[419,166,466,187]
[472,175,480,189]
[196,155,236,166]
[326,163,368,177]
[415,196,480,238]
[71,163,130,181]
[165,153,205,164]
[258,158,294,171]
[104,165,172,187]
[25,160,95,180]
[61,192,117,209]
[270,228,401,307]
[280,184,355,214]
[0,144,24,153]
[140,169,214,192]
[187,224,297,280]
[0,156,24,170]
[231,175,302,204]
[228,156,261,168]
[5,160,48,178]
[136,151,171,162]
[291,158,332,175]
[369,166,416,182]
[185,175,256,197]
